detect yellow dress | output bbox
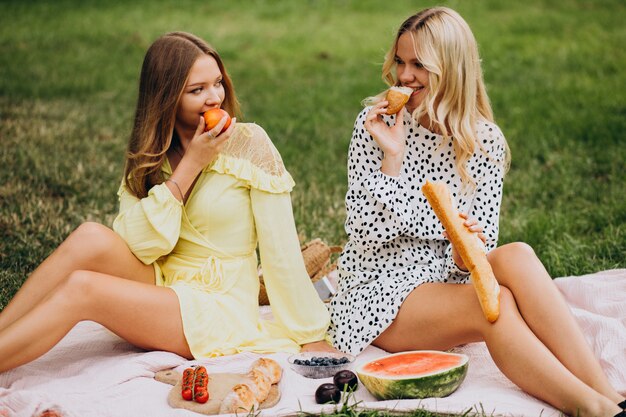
[112,123,330,358]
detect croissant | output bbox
[385,86,412,115]
[421,180,500,322]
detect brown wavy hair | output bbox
[379,7,510,186]
[124,32,241,198]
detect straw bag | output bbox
[258,239,342,305]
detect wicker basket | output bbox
[258,239,342,305]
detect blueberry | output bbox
[315,383,341,404]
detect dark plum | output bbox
[333,369,358,391]
[315,383,341,404]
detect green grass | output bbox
[0,1,624,415]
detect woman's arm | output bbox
[444,125,507,277]
[113,117,237,264]
[251,188,330,346]
[344,107,414,251]
[112,182,183,264]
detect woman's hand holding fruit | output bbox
[184,112,235,174]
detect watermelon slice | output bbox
[356,350,468,400]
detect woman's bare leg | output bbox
[0,270,191,372]
[488,242,624,404]
[374,283,621,417]
[0,222,155,331]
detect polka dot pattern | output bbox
[328,107,507,355]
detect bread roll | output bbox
[251,357,282,384]
[218,383,259,414]
[218,357,282,413]
[246,368,272,402]
[421,180,500,322]
[385,86,412,115]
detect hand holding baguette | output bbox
[421,181,500,322]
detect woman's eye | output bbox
[394,57,403,65]
[414,62,424,68]
[191,87,203,94]
[215,80,223,87]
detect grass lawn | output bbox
[1,1,624,415]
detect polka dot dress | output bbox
[328,107,507,355]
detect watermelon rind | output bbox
[356,350,468,400]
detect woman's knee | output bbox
[63,222,120,261]
[494,241,536,260]
[488,241,539,273]
[49,270,97,312]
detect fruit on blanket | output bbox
[194,388,209,404]
[180,366,210,402]
[39,411,63,417]
[333,370,358,392]
[181,368,194,400]
[181,387,192,401]
[356,350,468,400]
[203,108,231,134]
[193,366,209,403]
[315,383,341,404]
[293,356,350,366]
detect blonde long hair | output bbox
[124,32,241,198]
[380,7,509,185]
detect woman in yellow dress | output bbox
[0,32,331,371]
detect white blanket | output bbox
[1,269,624,417]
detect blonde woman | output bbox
[0,32,332,373]
[328,8,624,417]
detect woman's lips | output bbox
[410,87,424,96]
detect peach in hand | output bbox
[203,108,232,134]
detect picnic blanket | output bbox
[1,269,624,417]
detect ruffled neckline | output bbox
[209,153,294,193]
[164,123,295,194]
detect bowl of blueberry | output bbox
[288,351,356,379]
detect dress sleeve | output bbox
[112,181,183,265]
[470,124,506,253]
[444,124,507,279]
[344,108,414,251]
[251,188,330,345]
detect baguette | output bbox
[385,86,412,115]
[421,180,500,322]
